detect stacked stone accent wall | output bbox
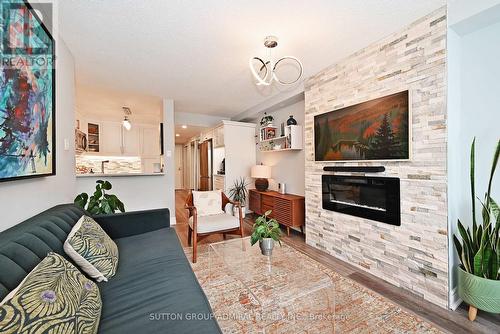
[304,7,448,308]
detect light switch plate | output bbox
[166,150,172,157]
[64,138,70,151]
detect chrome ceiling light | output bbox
[249,36,303,86]
[122,107,132,131]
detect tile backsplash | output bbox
[76,155,142,174]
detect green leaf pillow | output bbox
[64,216,119,282]
[0,252,101,333]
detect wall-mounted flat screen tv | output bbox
[314,90,410,162]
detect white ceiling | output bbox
[58,0,445,118]
[174,125,207,145]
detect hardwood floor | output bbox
[174,189,500,333]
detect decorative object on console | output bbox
[0,252,101,333]
[228,177,249,216]
[250,210,281,256]
[74,180,125,214]
[64,216,119,282]
[279,183,286,194]
[314,90,410,161]
[249,36,303,86]
[453,138,500,321]
[0,0,55,182]
[251,164,272,191]
[287,115,298,125]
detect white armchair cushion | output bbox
[192,190,224,216]
[189,213,240,234]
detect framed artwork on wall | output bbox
[314,90,410,162]
[0,0,56,182]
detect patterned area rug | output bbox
[184,243,444,334]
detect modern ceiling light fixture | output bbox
[122,106,132,131]
[249,36,303,86]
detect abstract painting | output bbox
[314,91,410,161]
[0,0,55,181]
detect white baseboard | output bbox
[449,286,462,310]
[170,216,177,226]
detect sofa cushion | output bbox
[189,213,240,233]
[0,252,101,334]
[97,228,220,334]
[192,190,224,216]
[0,205,87,301]
[64,216,119,282]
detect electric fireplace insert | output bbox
[322,175,400,226]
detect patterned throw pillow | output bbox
[193,190,224,216]
[64,216,119,282]
[0,252,101,334]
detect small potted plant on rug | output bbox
[228,177,249,216]
[74,180,125,214]
[453,138,499,321]
[250,210,281,256]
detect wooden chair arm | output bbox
[185,205,197,218]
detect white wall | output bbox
[0,39,77,231]
[447,9,500,308]
[252,100,305,195]
[75,99,177,223]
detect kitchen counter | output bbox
[76,173,164,178]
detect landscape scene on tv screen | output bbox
[314,91,409,161]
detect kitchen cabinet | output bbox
[213,125,224,148]
[100,122,122,154]
[141,125,161,156]
[123,127,140,155]
[213,175,225,191]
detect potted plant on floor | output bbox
[453,138,500,321]
[228,177,249,216]
[250,210,281,256]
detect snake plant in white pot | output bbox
[453,138,499,321]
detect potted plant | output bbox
[250,210,281,256]
[228,177,249,216]
[453,138,499,321]
[74,180,125,214]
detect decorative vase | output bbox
[457,266,500,321]
[259,238,274,256]
[286,115,297,126]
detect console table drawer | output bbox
[262,195,275,207]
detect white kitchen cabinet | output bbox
[141,125,161,156]
[123,127,140,155]
[213,125,224,148]
[213,175,225,191]
[100,122,122,154]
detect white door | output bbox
[175,144,184,189]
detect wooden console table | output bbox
[248,189,305,236]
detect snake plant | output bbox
[453,138,500,280]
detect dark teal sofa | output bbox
[0,204,221,334]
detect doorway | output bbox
[174,144,184,189]
[198,139,213,191]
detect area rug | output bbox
[184,243,445,334]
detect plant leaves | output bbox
[470,138,477,246]
[74,193,88,209]
[102,181,112,191]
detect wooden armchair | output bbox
[185,191,244,263]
